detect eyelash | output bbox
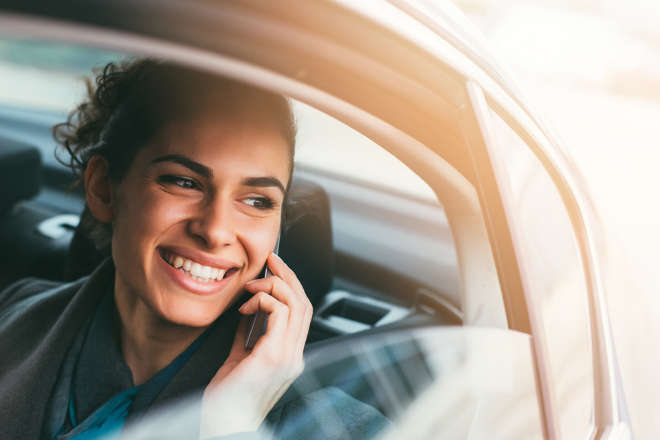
[158,174,276,211]
[243,196,275,210]
[157,175,200,190]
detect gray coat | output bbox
[0,260,388,440]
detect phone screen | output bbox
[244,235,280,349]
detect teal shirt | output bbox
[48,291,213,440]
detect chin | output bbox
[158,297,230,328]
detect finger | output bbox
[244,265,312,360]
[266,253,305,296]
[266,254,312,328]
[239,291,284,315]
[241,289,300,349]
[245,276,309,331]
[239,292,304,363]
[246,267,310,322]
[248,262,312,350]
[240,292,313,376]
[239,292,289,339]
[245,276,298,308]
[244,293,290,357]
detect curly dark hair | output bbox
[54,58,296,255]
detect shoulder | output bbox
[0,261,113,372]
[0,277,67,311]
[0,258,114,316]
[0,277,91,331]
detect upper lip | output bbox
[158,245,241,270]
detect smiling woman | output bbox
[0,58,388,440]
[84,84,292,330]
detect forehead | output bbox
[139,109,292,181]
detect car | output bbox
[0,1,634,439]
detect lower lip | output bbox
[156,251,237,296]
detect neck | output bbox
[113,284,206,386]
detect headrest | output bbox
[280,177,334,308]
[65,177,334,307]
[0,136,41,213]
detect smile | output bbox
[159,249,238,284]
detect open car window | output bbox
[0,37,122,112]
[0,39,549,439]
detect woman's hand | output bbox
[199,253,313,438]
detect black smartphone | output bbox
[244,236,280,350]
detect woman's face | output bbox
[107,110,290,328]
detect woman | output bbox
[0,59,387,439]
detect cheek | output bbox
[112,185,192,252]
[240,219,280,271]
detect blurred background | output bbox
[450,0,660,437]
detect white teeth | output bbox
[164,251,232,282]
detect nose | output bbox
[187,196,236,249]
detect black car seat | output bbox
[0,136,41,213]
[0,136,53,288]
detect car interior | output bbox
[0,2,626,435]
[0,42,512,427]
[0,103,462,421]
[0,114,464,341]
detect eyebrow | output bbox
[151,154,212,178]
[150,154,286,194]
[242,177,286,195]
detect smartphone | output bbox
[244,236,280,350]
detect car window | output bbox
[487,108,595,438]
[0,37,122,112]
[292,102,462,308]
[276,327,544,439]
[294,101,437,202]
[0,38,545,439]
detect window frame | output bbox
[464,78,627,438]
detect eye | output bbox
[157,175,200,190]
[243,196,275,210]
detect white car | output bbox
[0,1,632,439]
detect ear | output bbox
[84,155,114,223]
